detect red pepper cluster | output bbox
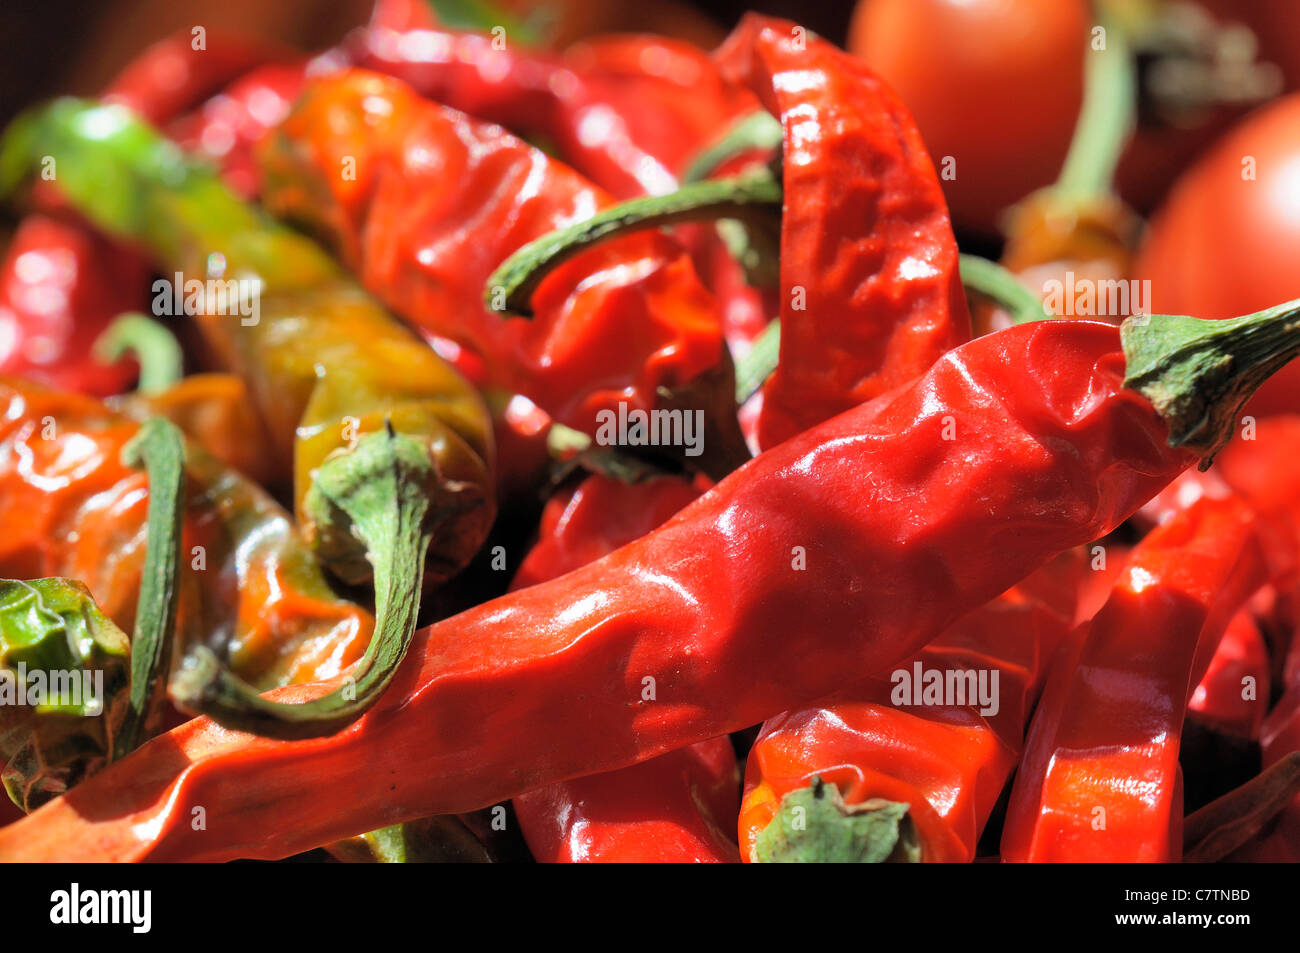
[1,0,1300,867]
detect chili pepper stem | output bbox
[1121,297,1300,461]
[486,172,783,316]
[116,417,185,756]
[170,426,439,739]
[681,109,784,184]
[959,255,1053,326]
[95,313,184,394]
[753,775,921,863]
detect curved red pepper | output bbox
[1003,496,1270,862]
[713,14,971,450]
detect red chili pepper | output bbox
[509,472,710,592]
[712,14,970,450]
[101,29,292,124]
[1189,610,1271,740]
[258,70,741,467]
[739,562,1075,863]
[167,63,307,199]
[1002,496,1270,862]
[0,213,148,396]
[0,307,1254,861]
[509,472,738,862]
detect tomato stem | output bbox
[1055,2,1136,202]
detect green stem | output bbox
[959,254,1052,326]
[169,426,433,739]
[682,110,784,184]
[1122,296,1300,461]
[734,319,781,404]
[95,313,184,394]
[116,418,185,757]
[753,776,922,863]
[485,172,783,317]
[1055,1,1136,202]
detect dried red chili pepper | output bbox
[740,567,1074,863]
[496,15,969,452]
[1002,495,1270,862]
[712,14,970,449]
[257,69,744,474]
[3,297,1294,860]
[509,472,738,863]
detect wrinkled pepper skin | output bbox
[1002,496,1269,862]
[7,99,495,586]
[0,318,1199,861]
[257,70,734,445]
[714,14,970,450]
[510,472,739,863]
[0,377,371,690]
[739,568,1074,863]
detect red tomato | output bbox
[1133,92,1300,416]
[849,0,1087,236]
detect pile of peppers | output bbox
[1,0,1300,865]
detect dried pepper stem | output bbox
[116,417,185,756]
[1122,297,1300,459]
[485,171,782,316]
[95,313,184,395]
[170,425,435,739]
[959,255,1053,326]
[752,776,920,863]
[681,109,784,184]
